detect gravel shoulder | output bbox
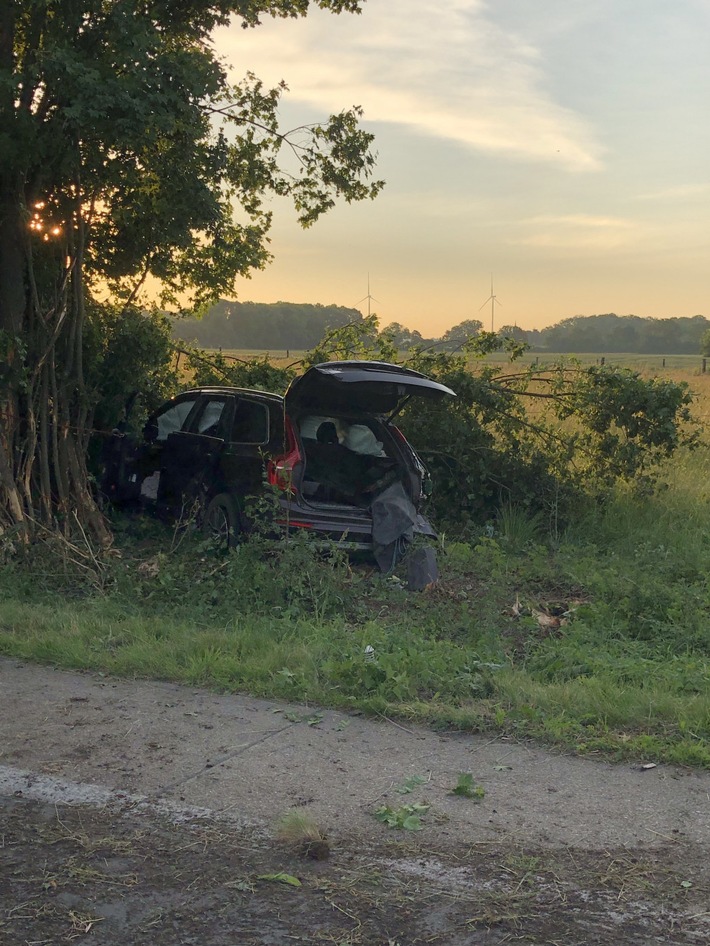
[2,658,709,944]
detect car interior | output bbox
[297,413,400,507]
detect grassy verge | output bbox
[2,449,710,768]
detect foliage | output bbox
[395,774,426,794]
[168,313,698,535]
[0,0,383,540]
[276,318,697,531]
[438,319,484,349]
[182,346,297,393]
[85,303,178,435]
[529,313,709,355]
[449,773,485,800]
[380,322,426,350]
[374,803,430,831]
[496,325,529,345]
[550,364,698,484]
[169,306,710,357]
[173,300,364,351]
[304,314,396,366]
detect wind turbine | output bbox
[479,275,502,332]
[355,273,379,318]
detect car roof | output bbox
[179,386,284,404]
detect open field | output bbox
[209,348,710,376]
[191,348,710,427]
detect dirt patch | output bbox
[2,795,709,946]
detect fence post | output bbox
[703,358,707,374]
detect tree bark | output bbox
[0,4,25,335]
[0,187,26,336]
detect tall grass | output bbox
[2,458,710,768]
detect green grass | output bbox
[2,448,710,768]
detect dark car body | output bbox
[100,360,455,560]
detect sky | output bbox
[213,0,710,336]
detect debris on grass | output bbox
[395,774,426,794]
[449,773,485,800]
[257,872,302,887]
[374,803,430,831]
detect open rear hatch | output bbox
[285,360,456,415]
[284,361,456,508]
[279,361,457,569]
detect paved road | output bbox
[2,658,710,945]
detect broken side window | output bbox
[156,399,198,442]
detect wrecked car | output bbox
[100,360,456,570]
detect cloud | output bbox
[635,183,710,201]
[215,0,603,171]
[516,214,639,249]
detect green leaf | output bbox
[450,773,486,800]
[257,873,302,887]
[395,774,426,794]
[374,803,430,830]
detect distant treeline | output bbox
[384,313,710,355]
[173,302,710,356]
[524,314,709,355]
[173,300,363,350]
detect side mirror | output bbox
[143,421,159,442]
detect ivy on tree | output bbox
[0,0,382,541]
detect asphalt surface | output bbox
[1,657,709,850]
[3,658,710,946]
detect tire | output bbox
[203,493,242,548]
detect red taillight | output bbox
[390,425,408,448]
[267,416,301,493]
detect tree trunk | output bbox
[0,180,110,546]
[0,187,26,337]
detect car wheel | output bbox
[203,493,241,548]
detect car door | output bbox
[157,394,236,512]
[215,396,274,498]
[123,394,201,504]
